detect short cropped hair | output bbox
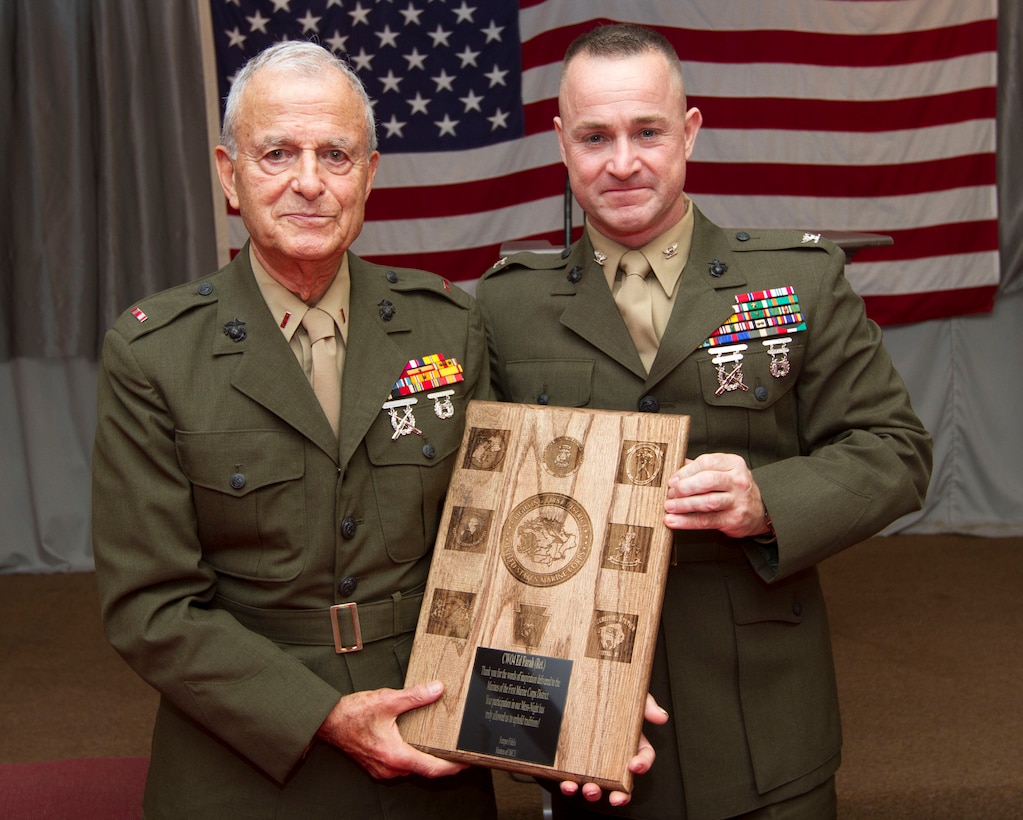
[560,24,687,101]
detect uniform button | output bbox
[792,602,803,617]
[537,392,549,405]
[338,576,359,597]
[340,515,357,540]
[560,248,572,259]
[638,395,659,413]
[197,282,214,296]
[422,443,436,459]
[229,473,246,490]
[754,386,769,402]
[736,231,751,242]
[386,270,398,283]
[567,266,583,283]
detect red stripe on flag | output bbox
[366,164,566,221]
[691,88,997,133]
[687,154,998,199]
[851,221,1000,263]
[522,89,997,141]
[521,20,997,70]
[863,285,997,326]
[360,228,573,281]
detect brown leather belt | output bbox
[212,590,424,654]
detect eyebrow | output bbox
[570,114,666,133]
[253,135,355,153]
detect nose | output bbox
[608,138,640,179]
[291,150,326,199]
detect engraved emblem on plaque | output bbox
[514,603,551,648]
[426,589,476,639]
[542,436,583,477]
[601,523,653,573]
[446,506,492,553]
[464,427,509,471]
[585,610,639,663]
[500,493,593,587]
[617,440,667,486]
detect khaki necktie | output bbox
[615,250,659,371]
[301,307,340,437]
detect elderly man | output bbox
[477,24,932,820]
[92,42,495,818]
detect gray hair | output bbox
[220,41,378,158]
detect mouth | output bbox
[603,186,647,200]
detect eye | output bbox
[323,149,353,173]
[260,148,293,166]
[257,148,294,174]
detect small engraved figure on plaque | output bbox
[542,436,583,477]
[601,523,653,573]
[464,428,509,471]
[586,610,639,663]
[426,589,475,639]
[514,604,551,648]
[447,506,492,553]
[616,440,668,486]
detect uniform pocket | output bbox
[176,429,308,581]
[365,390,467,563]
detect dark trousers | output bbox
[550,775,837,820]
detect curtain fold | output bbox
[996,0,1022,296]
[1,0,218,361]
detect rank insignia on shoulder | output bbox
[390,353,464,399]
[700,286,807,349]
[492,256,508,270]
[801,232,822,244]
[131,307,148,323]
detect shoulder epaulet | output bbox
[485,249,569,278]
[112,275,221,341]
[728,228,838,254]
[381,265,473,309]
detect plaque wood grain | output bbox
[399,401,690,793]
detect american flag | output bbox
[207,0,1000,326]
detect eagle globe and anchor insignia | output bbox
[500,493,593,588]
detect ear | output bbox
[364,150,381,198]
[554,116,568,166]
[683,107,703,161]
[214,146,241,209]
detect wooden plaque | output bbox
[399,400,690,793]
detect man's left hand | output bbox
[663,453,771,539]
[558,693,668,807]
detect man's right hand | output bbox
[315,680,468,779]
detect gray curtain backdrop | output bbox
[0,0,218,360]
[0,0,1020,571]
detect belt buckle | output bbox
[329,602,363,653]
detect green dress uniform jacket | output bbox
[92,248,496,819]
[476,205,932,819]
